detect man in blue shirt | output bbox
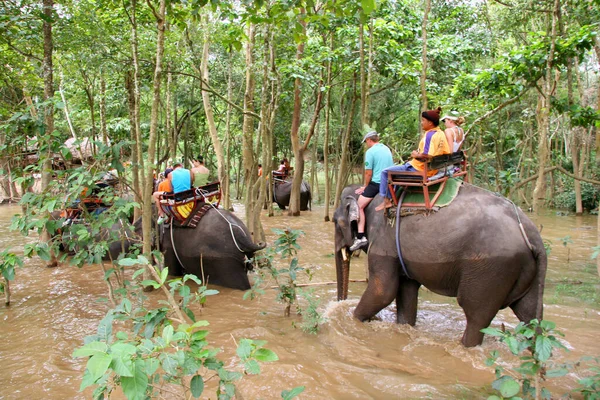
[169,163,193,194]
[349,130,394,251]
[155,162,194,224]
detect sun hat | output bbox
[362,130,378,143]
[441,115,458,122]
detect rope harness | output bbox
[390,183,533,280]
[167,203,249,272]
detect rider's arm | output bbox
[363,169,373,186]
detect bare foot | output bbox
[375,197,393,211]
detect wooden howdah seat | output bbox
[387,151,468,210]
[159,181,221,223]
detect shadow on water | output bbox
[0,204,599,399]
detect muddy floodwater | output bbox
[1,203,599,399]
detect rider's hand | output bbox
[355,186,365,195]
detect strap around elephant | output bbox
[394,190,411,279]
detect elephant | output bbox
[49,209,138,265]
[272,179,312,211]
[333,183,547,347]
[159,207,266,290]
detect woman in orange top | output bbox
[153,168,173,220]
[376,107,450,210]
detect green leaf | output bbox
[160,266,168,283]
[236,339,253,359]
[254,348,279,362]
[145,358,159,376]
[535,336,552,362]
[539,320,556,331]
[486,396,502,400]
[120,359,148,400]
[499,378,520,397]
[184,274,203,285]
[141,280,160,289]
[481,327,504,337]
[361,0,375,15]
[87,353,112,382]
[162,325,174,344]
[203,289,219,296]
[191,320,210,328]
[132,268,145,279]
[282,386,305,400]
[73,341,109,357]
[244,359,261,375]
[190,374,204,398]
[505,336,520,355]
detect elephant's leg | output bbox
[163,248,183,276]
[354,256,400,321]
[509,286,541,324]
[396,279,420,325]
[457,278,508,347]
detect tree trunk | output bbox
[222,51,234,210]
[419,0,431,114]
[359,22,366,128]
[532,0,560,213]
[99,76,108,144]
[242,24,259,235]
[142,0,166,260]
[323,34,333,222]
[334,80,357,210]
[200,18,228,211]
[567,59,583,215]
[40,0,56,266]
[129,0,143,222]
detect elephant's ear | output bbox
[345,195,359,222]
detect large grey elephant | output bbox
[159,207,266,290]
[333,183,547,347]
[272,179,311,211]
[49,209,136,265]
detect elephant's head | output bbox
[332,185,361,301]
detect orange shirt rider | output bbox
[409,127,450,176]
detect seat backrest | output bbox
[429,151,465,170]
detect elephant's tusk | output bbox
[341,247,348,261]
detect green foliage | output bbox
[0,249,23,296]
[553,182,600,212]
[246,228,325,332]
[575,356,600,399]
[482,319,569,399]
[73,260,281,399]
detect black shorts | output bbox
[362,181,380,198]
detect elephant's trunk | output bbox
[335,246,350,301]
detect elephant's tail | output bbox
[532,239,548,320]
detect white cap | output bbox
[441,115,458,122]
[362,130,378,143]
